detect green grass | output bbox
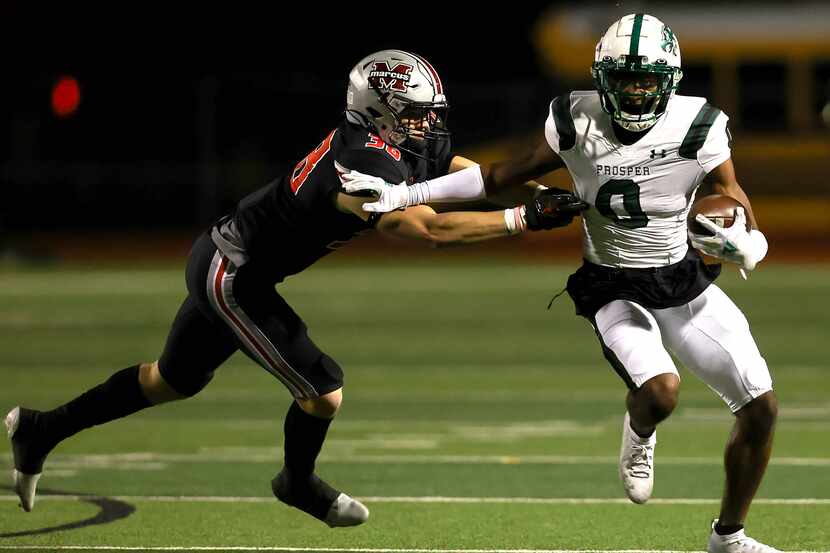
[0,259,828,551]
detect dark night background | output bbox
[2,1,827,237]
[1,2,563,232]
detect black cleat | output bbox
[271,469,368,528]
[6,407,54,512]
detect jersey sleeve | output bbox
[335,147,409,187]
[698,111,731,173]
[544,92,577,154]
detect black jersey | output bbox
[211,120,452,282]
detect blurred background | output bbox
[1,0,828,262]
[1,5,829,548]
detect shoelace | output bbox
[627,443,653,478]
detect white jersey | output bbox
[544,91,731,268]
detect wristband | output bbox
[504,206,527,235]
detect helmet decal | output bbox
[368,61,414,93]
[660,25,679,56]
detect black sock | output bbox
[715,521,744,536]
[282,401,332,481]
[38,365,152,448]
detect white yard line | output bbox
[29,451,830,467]
[319,454,830,467]
[0,547,828,553]
[0,494,828,506]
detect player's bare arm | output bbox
[375,205,512,246]
[334,187,582,243]
[335,192,514,244]
[703,158,759,229]
[482,141,566,195]
[447,152,562,206]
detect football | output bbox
[687,194,749,236]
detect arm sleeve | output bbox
[698,112,732,173]
[406,165,486,205]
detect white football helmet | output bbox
[346,49,449,159]
[592,13,683,131]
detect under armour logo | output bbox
[650,149,667,159]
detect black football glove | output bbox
[524,188,589,231]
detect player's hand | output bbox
[524,188,589,231]
[340,170,408,212]
[689,207,767,272]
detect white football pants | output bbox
[594,284,772,412]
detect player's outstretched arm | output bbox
[447,155,551,207]
[341,141,566,213]
[377,205,518,246]
[334,189,587,246]
[481,141,566,202]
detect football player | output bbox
[342,17,779,553]
[5,50,585,526]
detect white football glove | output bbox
[340,170,409,212]
[689,207,768,276]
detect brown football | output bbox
[688,194,749,236]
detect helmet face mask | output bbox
[592,14,683,132]
[346,50,450,161]
[385,100,450,152]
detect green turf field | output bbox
[1,259,828,552]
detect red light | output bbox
[52,76,81,118]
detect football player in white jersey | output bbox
[342,13,778,553]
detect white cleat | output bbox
[4,406,19,438]
[12,470,41,513]
[6,406,43,512]
[619,411,655,504]
[708,520,782,552]
[324,493,370,528]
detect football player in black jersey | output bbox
[6,50,587,527]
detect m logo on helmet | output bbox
[368,61,414,93]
